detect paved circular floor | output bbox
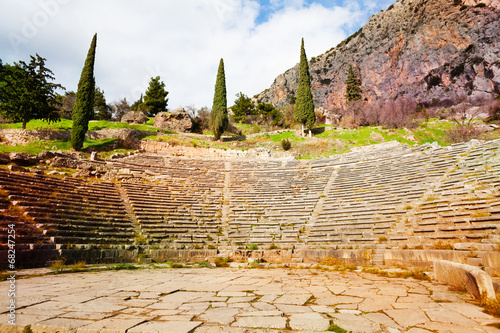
[1,267,499,332]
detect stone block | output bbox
[433,259,496,300]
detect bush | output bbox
[436,107,456,120]
[488,101,500,121]
[445,123,484,143]
[281,138,292,151]
[427,75,442,89]
[214,257,230,267]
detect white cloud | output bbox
[0,0,390,109]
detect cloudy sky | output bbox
[1,0,393,110]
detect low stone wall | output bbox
[140,140,294,159]
[434,259,496,300]
[0,128,156,148]
[59,248,139,265]
[148,249,218,263]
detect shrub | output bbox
[427,75,442,89]
[214,257,230,267]
[450,63,465,78]
[436,107,456,120]
[488,101,500,121]
[247,243,258,250]
[281,138,292,151]
[445,124,484,143]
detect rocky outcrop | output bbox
[257,0,500,110]
[121,111,148,124]
[154,108,193,133]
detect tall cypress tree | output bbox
[210,58,228,140]
[71,33,97,151]
[294,38,315,136]
[345,64,362,102]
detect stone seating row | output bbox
[0,169,135,246]
[122,182,222,245]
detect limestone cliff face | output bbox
[257,0,500,109]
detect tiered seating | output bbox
[308,142,471,245]
[0,185,53,251]
[0,169,135,246]
[227,161,332,245]
[407,140,500,242]
[120,157,225,247]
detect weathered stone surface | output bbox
[154,108,193,133]
[31,318,94,333]
[128,321,202,333]
[289,312,330,331]
[232,316,287,329]
[434,259,496,300]
[0,152,11,164]
[199,308,239,325]
[76,317,147,332]
[7,164,29,173]
[121,111,149,124]
[9,152,39,166]
[383,308,429,328]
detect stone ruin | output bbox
[1,139,499,277]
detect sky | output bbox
[1,0,394,110]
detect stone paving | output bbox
[1,268,500,333]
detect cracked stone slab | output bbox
[76,318,147,333]
[289,312,330,331]
[274,293,311,305]
[31,318,95,333]
[199,307,240,325]
[127,321,203,333]
[232,316,287,329]
[384,308,430,328]
[330,313,382,333]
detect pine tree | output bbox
[345,64,362,102]
[294,38,315,135]
[142,76,168,117]
[94,87,112,120]
[210,58,228,140]
[0,55,63,129]
[71,34,97,151]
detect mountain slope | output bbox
[257,0,500,110]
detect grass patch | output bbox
[327,323,347,333]
[0,138,118,155]
[112,263,138,270]
[0,118,169,133]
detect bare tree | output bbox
[445,103,485,143]
[111,98,130,122]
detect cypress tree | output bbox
[345,64,362,102]
[210,58,228,140]
[71,33,97,151]
[294,38,315,136]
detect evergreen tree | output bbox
[294,38,315,135]
[130,94,143,111]
[345,64,362,102]
[94,87,112,120]
[71,33,97,151]
[142,76,168,117]
[0,55,63,129]
[231,92,255,123]
[210,58,228,140]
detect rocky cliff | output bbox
[257,0,500,110]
